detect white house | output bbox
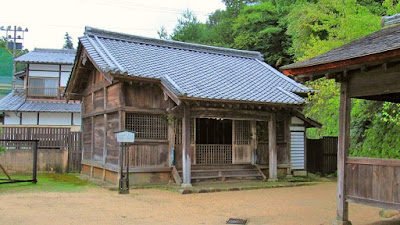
[0,48,81,131]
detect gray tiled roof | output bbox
[281,24,400,70]
[0,89,25,111]
[0,89,81,112]
[77,27,310,105]
[15,48,76,64]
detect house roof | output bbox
[281,24,400,73]
[15,48,76,65]
[70,26,311,105]
[0,89,81,113]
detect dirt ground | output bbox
[0,182,399,225]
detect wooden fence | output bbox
[307,136,338,174]
[196,144,232,165]
[0,127,82,173]
[346,157,400,209]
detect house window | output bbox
[125,114,168,140]
[234,120,251,145]
[28,78,58,97]
[256,119,286,144]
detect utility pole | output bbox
[0,25,28,89]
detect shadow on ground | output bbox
[367,216,400,225]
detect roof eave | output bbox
[178,96,306,108]
[281,48,400,78]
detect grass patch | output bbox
[129,180,317,194]
[0,173,96,193]
[284,173,335,183]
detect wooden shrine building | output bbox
[281,16,400,225]
[66,27,315,187]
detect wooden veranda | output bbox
[281,19,400,225]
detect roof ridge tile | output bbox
[84,26,263,60]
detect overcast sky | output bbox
[1,0,225,51]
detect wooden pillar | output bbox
[181,103,192,187]
[336,82,352,225]
[285,116,293,178]
[250,120,257,164]
[268,113,278,182]
[168,117,175,167]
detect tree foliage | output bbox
[63,32,74,49]
[232,1,292,66]
[164,0,400,158]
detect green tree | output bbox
[286,0,381,60]
[232,1,293,67]
[157,26,169,40]
[63,32,74,49]
[171,10,209,43]
[383,0,400,14]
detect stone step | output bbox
[191,174,263,183]
[176,164,264,183]
[176,164,255,170]
[179,170,260,178]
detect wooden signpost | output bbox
[115,131,135,194]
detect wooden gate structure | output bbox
[0,127,82,173]
[282,19,400,225]
[307,137,338,175]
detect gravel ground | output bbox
[0,182,399,225]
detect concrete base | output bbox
[286,175,293,178]
[293,170,308,177]
[181,183,192,188]
[333,220,352,225]
[267,178,278,182]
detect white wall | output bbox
[60,72,70,86]
[39,112,71,125]
[61,65,73,71]
[4,112,20,124]
[73,113,81,126]
[29,71,59,78]
[291,117,305,126]
[21,112,37,125]
[29,64,59,71]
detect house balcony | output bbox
[26,87,64,99]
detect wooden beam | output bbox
[347,196,400,211]
[336,81,352,225]
[282,49,400,77]
[191,110,270,121]
[181,103,192,187]
[347,157,400,167]
[82,107,122,119]
[159,83,181,106]
[348,68,400,98]
[268,113,278,182]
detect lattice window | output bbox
[174,118,194,144]
[257,119,286,144]
[125,114,168,139]
[234,120,251,145]
[175,119,182,145]
[196,144,232,164]
[257,121,269,144]
[190,119,194,144]
[276,118,285,143]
